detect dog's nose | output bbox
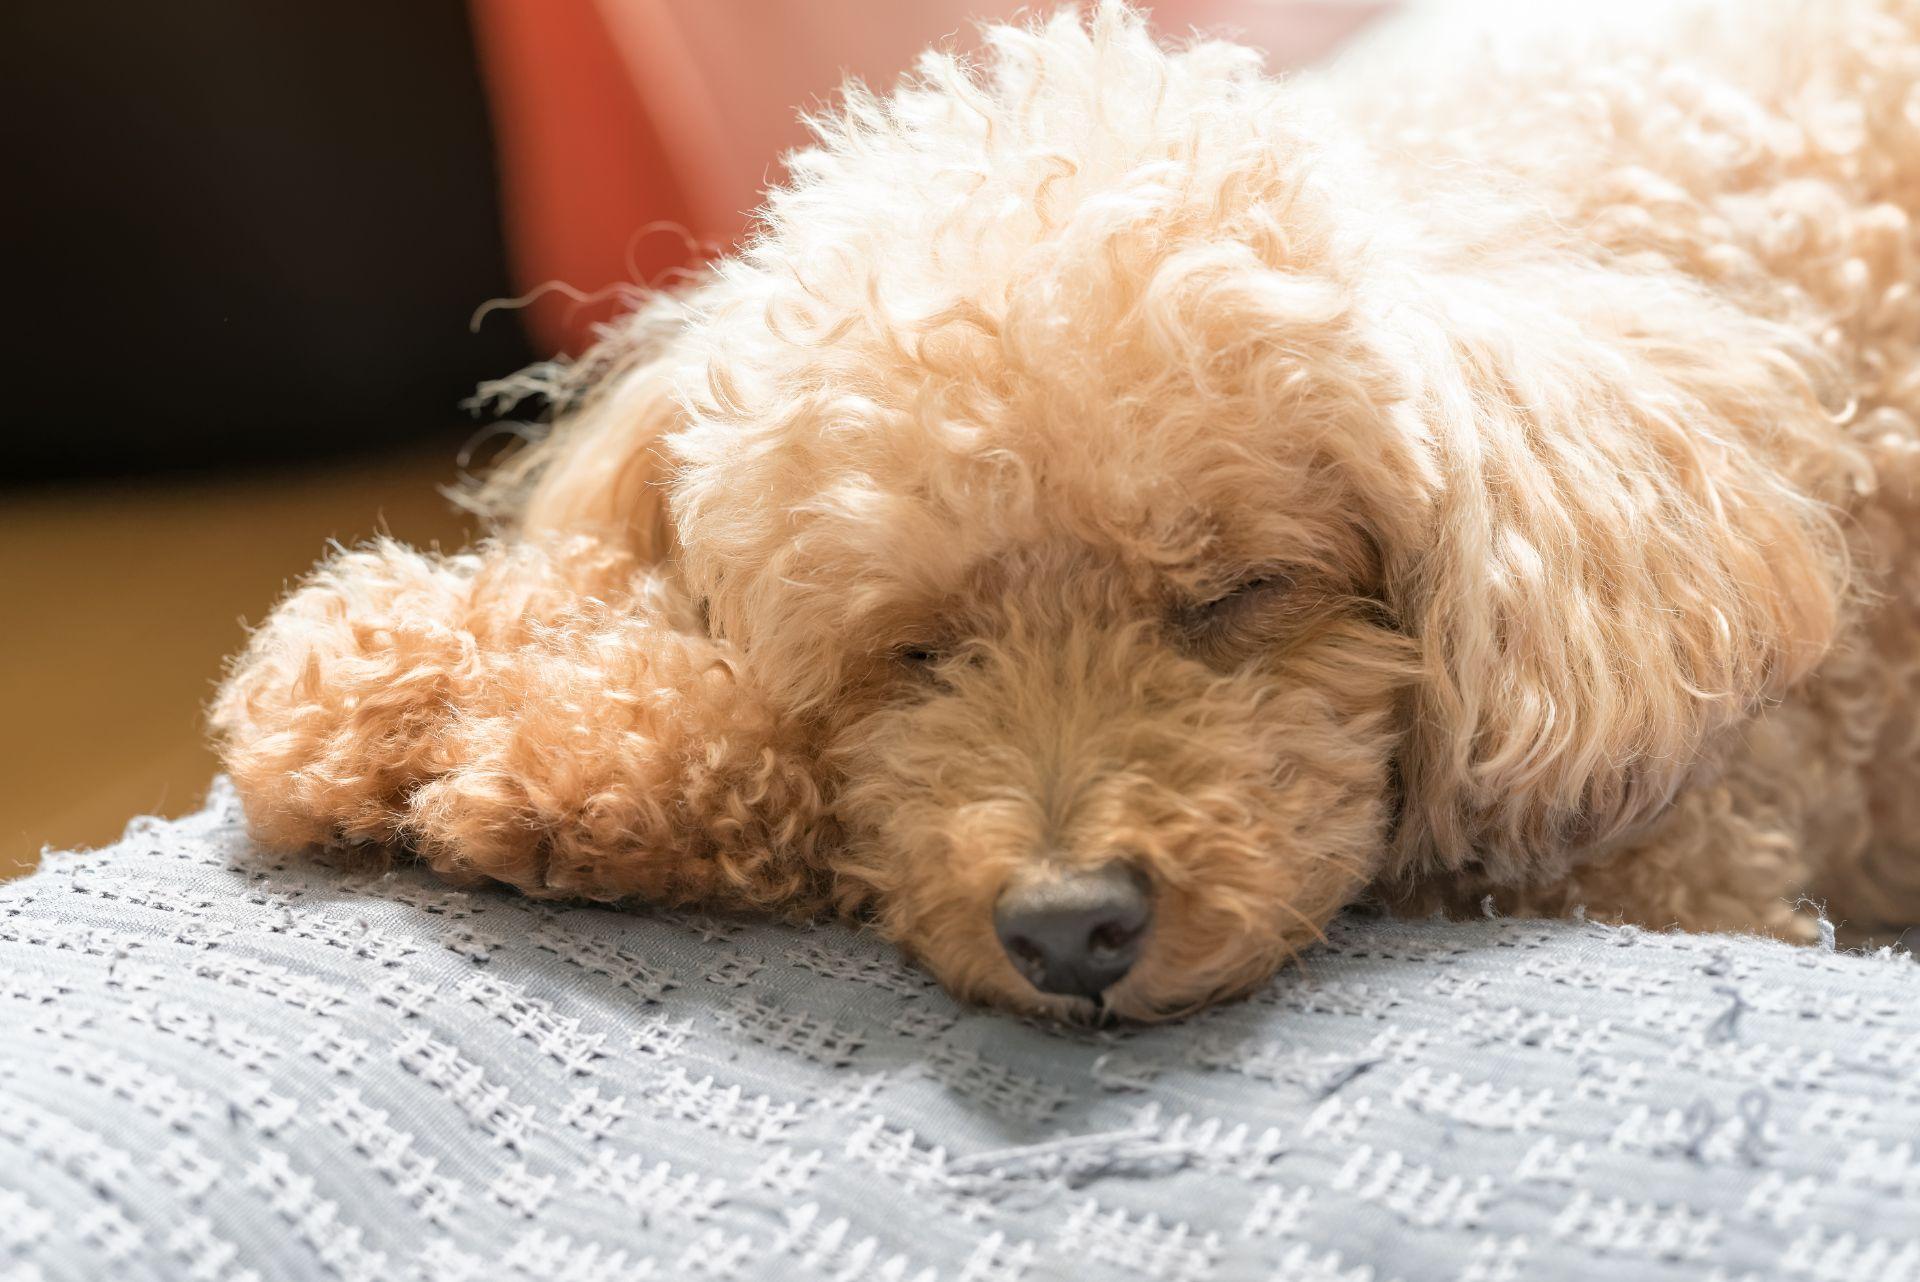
[994,862,1153,999]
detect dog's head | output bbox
[531,5,1850,1017]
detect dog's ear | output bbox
[1388,263,1856,883]
[478,296,693,564]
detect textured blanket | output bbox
[2,783,1917,1282]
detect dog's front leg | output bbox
[210,537,834,914]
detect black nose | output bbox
[993,862,1153,999]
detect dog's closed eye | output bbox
[893,644,944,668]
[1172,574,1302,663]
[1182,574,1293,626]
[1196,575,1288,614]
[889,642,966,685]
[889,638,996,684]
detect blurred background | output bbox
[2,0,1405,878]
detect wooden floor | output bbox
[2,449,479,880]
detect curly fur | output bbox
[214,0,1920,1019]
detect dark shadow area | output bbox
[5,1,533,485]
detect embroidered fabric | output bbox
[2,781,1916,1281]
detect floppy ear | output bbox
[1388,263,1857,884]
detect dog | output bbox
[213,1,1920,1020]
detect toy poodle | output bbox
[213,0,1920,1019]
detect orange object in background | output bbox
[468,0,1393,357]
[467,0,703,357]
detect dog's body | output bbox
[215,2,1920,1018]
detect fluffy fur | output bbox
[213,1,1920,1019]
